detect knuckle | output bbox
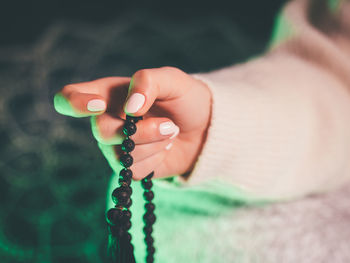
[131,168,144,181]
[132,174,143,181]
[161,66,183,75]
[91,115,124,145]
[61,84,76,96]
[139,121,158,140]
[134,69,153,85]
[148,121,159,136]
[160,66,176,72]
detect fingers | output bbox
[123,67,188,116]
[131,150,168,180]
[132,117,179,144]
[91,115,180,145]
[131,143,182,180]
[54,77,130,118]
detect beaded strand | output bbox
[142,172,156,263]
[106,115,156,263]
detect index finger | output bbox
[54,77,130,118]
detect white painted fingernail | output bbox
[125,93,145,114]
[169,125,180,139]
[165,142,173,150]
[87,99,106,112]
[159,121,177,135]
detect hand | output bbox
[54,66,212,180]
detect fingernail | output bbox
[159,121,178,136]
[125,93,145,114]
[165,142,173,150]
[87,99,106,112]
[170,125,180,139]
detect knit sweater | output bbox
[107,0,350,262]
[188,0,350,202]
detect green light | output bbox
[328,0,341,12]
[269,13,297,49]
[106,173,273,263]
[97,142,123,174]
[90,116,124,145]
[53,93,78,117]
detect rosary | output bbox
[106,115,156,263]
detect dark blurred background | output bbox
[0,1,286,262]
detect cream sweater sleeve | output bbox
[182,0,350,201]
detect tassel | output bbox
[119,233,135,263]
[107,224,135,263]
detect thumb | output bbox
[124,67,186,116]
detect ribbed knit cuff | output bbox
[178,69,289,201]
[182,72,267,193]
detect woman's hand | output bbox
[54,66,212,180]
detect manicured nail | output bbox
[125,93,145,114]
[87,99,106,112]
[170,125,180,139]
[159,121,178,136]
[165,142,173,150]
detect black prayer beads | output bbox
[106,115,156,263]
[142,172,156,263]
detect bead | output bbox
[145,236,154,245]
[143,226,153,235]
[106,208,123,226]
[143,212,156,224]
[146,255,154,263]
[143,190,154,201]
[141,179,153,189]
[119,176,131,185]
[126,116,135,122]
[122,138,135,152]
[113,185,132,197]
[124,198,132,208]
[145,171,154,180]
[147,246,156,255]
[145,203,155,212]
[119,169,132,185]
[122,185,133,195]
[112,188,130,205]
[120,153,133,167]
[126,115,143,123]
[120,168,133,179]
[123,122,137,136]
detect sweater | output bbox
[106,0,350,262]
[188,0,350,201]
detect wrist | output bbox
[181,77,213,179]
